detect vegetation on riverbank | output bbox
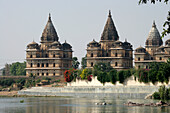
[152,85,170,100]
[64,60,170,85]
[0,76,65,92]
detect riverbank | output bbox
[0,91,18,97]
[18,86,161,99]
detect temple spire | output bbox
[101,10,119,41]
[41,14,59,42]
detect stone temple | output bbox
[134,21,170,69]
[26,14,73,76]
[86,11,133,70]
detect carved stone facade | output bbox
[26,14,73,76]
[86,11,133,70]
[134,21,170,69]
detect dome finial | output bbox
[125,38,127,42]
[152,20,156,27]
[108,10,111,17]
[48,13,51,21]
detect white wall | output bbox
[67,76,170,87]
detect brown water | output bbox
[0,97,170,113]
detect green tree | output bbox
[72,57,80,69]
[97,71,107,85]
[10,62,26,76]
[81,56,87,69]
[139,0,170,37]
[108,69,117,84]
[93,62,112,73]
[117,70,125,83]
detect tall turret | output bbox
[41,14,59,43]
[145,21,163,56]
[100,10,119,41]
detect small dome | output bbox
[145,21,163,46]
[165,39,170,46]
[62,41,72,50]
[87,39,100,47]
[27,41,39,49]
[135,46,146,53]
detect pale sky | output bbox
[0,0,169,68]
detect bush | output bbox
[0,78,15,86]
[108,69,117,84]
[152,85,170,100]
[153,92,160,99]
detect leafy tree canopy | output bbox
[10,62,26,76]
[72,57,80,69]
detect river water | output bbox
[0,97,170,113]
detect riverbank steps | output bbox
[17,86,169,99]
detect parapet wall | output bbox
[67,76,170,87]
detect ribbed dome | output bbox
[101,10,119,41]
[41,14,59,42]
[87,39,100,47]
[135,46,146,53]
[27,41,39,49]
[62,41,72,50]
[145,21,163,46]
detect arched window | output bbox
[151,57,153,60]
[159,57,162,60]
[42,73,44,76]
[138,57,140,61]
[53,54,55,58]
[138,65,140,69]
[53,63,55,67]
[46,73,48,76]
[115,53,117,57]
[30,55,32,58]
[42,63,44,67]
[46,63,48,67]
[53,73,55,76]
[106,53,109,57]
[91,62,93,67]
[37,63,40,67]
[91,53,93,57]
[115,62,118,66]
[146,65,148,69]
[30,63,33,67]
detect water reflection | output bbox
[0,97,170,113]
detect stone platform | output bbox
[18,86,161,99]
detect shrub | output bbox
[153,92,160,99]
[108,69,117,84]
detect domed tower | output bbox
[145,21,163,59]
[100,10,119,50]
[26,14,73,76]
[41,14,59,48]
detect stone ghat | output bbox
[18,86,160,99]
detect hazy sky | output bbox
[0,0,169,68]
